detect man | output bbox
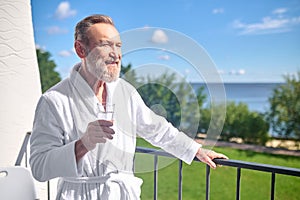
[30,14,228,199]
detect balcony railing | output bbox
[16,132,300,200]
[135,146,300,200]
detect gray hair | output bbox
[74,14,115,46]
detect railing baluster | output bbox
[178,160,183,200]
[236,167,241,200]
[206,165,210,200]
[48,181,50,200]
[271,172,275,200]
[15,132,31,166]
[154,155,158,200]
[25,145,28,167]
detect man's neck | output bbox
[79,64,107,104]
[96,81,107,104]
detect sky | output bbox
[31,0,300,83]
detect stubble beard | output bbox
[85,50,120,83]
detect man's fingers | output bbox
[207,151,229,160]
[97,120,113,127]
[196,148,228,169]
[89,120,115,136]
[91,128,114,139]
[101,126,115,134]
[90,132,113,142]
[217,153,229,160]
[82,120,115,150]
[102,131,114,139]
[207,159,217,169]
[199,155,217,169]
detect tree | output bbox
[243,112,269,145]
[36,49,61,93]
[199,101,269,145]
[121,63,138,86]
[122,67,203,137]
[137,72,200,135]
[267,72,300,139]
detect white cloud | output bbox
[232,17,291,35]
[54,1,77,20]
[35,44,46,51]
[232,8,300,35]
[237,69,246,75]
[47,26,68,35]
[158,54,170,60]
[58,50,74,57]
[272,8,287,15]
[142,25,151,30]
[212,8,224,14]
[151,29,168,44]
[228,69,246,75]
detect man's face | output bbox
[84,23,122,82]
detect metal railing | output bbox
[16,132,300,200]
[15,132,31,166]
[135,146,300,200]
[15,132,51,200]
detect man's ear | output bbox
[74,41,87,58]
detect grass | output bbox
[135,138,300,200]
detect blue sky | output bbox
[31,0,300,82]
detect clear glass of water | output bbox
[97,103,115,122]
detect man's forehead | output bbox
[87,23,121,41]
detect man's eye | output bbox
[101,43,110,46]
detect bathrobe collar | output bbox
[69,63,119,115]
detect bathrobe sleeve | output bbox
[30,95,80,182]
[133,90,201,165]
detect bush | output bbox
[267,71,300,139]
[199,102,269,145]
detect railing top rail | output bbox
[214,159,300,177]
[135,146,300,177]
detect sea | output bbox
[191,82,284,113]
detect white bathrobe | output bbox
[30,64,201,200]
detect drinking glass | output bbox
[97,103,115,122]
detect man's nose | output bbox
[109,47,120,59]
[109,51,117,59]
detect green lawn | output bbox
[135,138,300,200]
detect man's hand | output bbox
[80,120,115,151]
[196,148,228,169]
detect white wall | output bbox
[0,0,47,199]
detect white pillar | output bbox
[0,0,41,166]
[0,0,47,198]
